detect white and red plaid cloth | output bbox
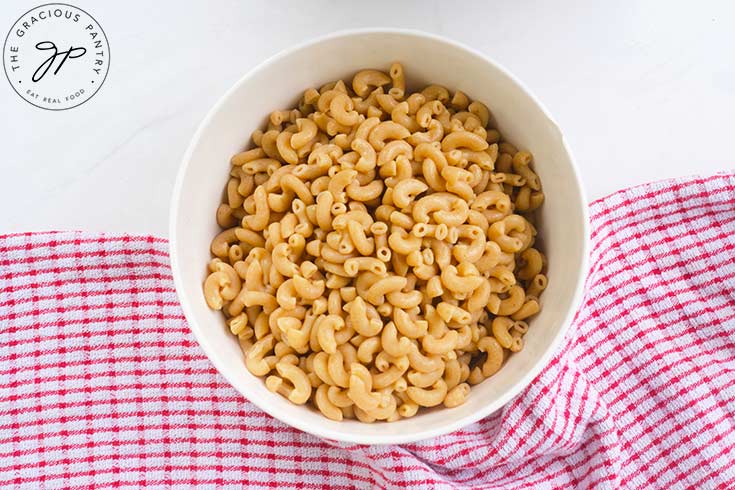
[1,172,734,489]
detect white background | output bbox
[1,0,734,236]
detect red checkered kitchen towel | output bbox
[1,172,734,489]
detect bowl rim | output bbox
[169,27,590,445]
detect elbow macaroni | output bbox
[204,63,548,422]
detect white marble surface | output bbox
[2,0,734,236]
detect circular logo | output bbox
[3,3,109,110]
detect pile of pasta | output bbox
[203,64,547,422]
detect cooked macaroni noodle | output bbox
[203,64,548,422]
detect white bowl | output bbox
[170,29,589,444]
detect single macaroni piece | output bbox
[315,384,343,421]
[203,260,241,310]
[391,102,420,132]
[204,63,548,422]
[443,382,470,408]
[421,84,450,103]
[407,379,448,407]
[388,62,406,99]
[348,363,384,411]
[352,69,392,97]
[369,121,411,151]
